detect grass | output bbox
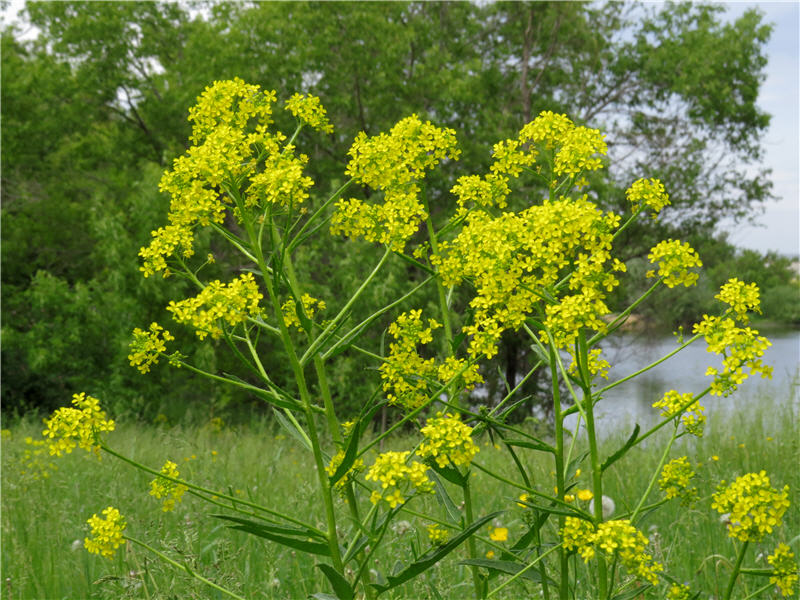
[2,393,798,599]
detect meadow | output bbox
[3,391,797,600]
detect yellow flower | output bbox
[42,393,115,457]
[517,493,531,508]
[659,456,697,503]
[626,178,670,216]
[128,322,175,374]
[667,583,690,600]
[646,239,702,288]
[365,451,433,508]
[418,413,479,469]
[427,524,450,546]
[768,543,798,597]
[711,471,790,542]
[149,460,188,512]
[577,489,594,502]
[84,507,126,559]
[485,550,495,559]
[489,527,509,542]
[284,93,334,134]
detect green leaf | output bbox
[371,512,501,595]
[272,408,312,451]
[310,594,340,600]
[212,514,330,556]
[460,559,555,584]
[504,438,556,454]
[429,460,466,487]
[601,424,640,472]
[428,470,462,524]
[316,564,354,600]
[566,451,589,481]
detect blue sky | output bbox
[717,2,799,257]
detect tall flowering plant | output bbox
[44,79,796,599]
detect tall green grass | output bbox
[2,394,797,599]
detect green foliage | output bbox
[1,0,789,421]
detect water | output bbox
[563,328,800,437]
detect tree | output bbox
[2,1,779,417]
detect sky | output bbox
[715,2,799,257]
[3,1,798,256]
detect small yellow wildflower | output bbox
[365,451,433,508]
[325,449,365,490]
[84,507,126,559]
[427,524,450,546]
[168,273,263,340]
[149,460,188,512]
[711,471,790,542]
[485,550,495,559]
[716,278,761,322]
[128,322,175,374]
[284,93,334,134]
[646,239,702,288]
[767,543,798,597]
[282,293,326,329]
[42,393,115,457]
[667,583,690,600]
[577,489,594,502]
[659,456,697,503]
[418,412,479,469]
[517,493,531,508]
[626,178,670,216]
[489,527,509,542]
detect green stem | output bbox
[548,345,570,599]
[125,536,246,600]
[629,423,678,524]
[101,445,322,534]
[234,186,344,572]
[300,248,392,366]
[463,478,484,599]
[724,541,749,600]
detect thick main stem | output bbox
[724,541,749,600]
[549,346,569,598]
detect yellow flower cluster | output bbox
[128,322,175,374]
[716,278,762,322]
[652,390,706,437]
[380,310,441,410]
[325,449,364,491]
[436,356,483,391]
[427,524,450,546]
[85,506,126,559]
[365,450,434,508]
[768,543,798,597]
[667,583,690,600]
[285,92,334,134]
[141,79,322,277]
[659,456,697,502]
[418,412,479,469]
[711,471,790,542]
[567,347,611,381]
[519,111,607,177]
[244,142,313,208]
[149,460,188,512]
[434,195,622,356]
[561,517,662,585]
[626,178,670,216]
[693,314,772,396]
[646,239,702,288]
[330,115,460,251]
[282,293,326,329]
[19,436,58,481]
[168,273,263,340]
[42,393,115,457]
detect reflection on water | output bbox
[564,328,800,438]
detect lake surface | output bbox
[563,328,800,437]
